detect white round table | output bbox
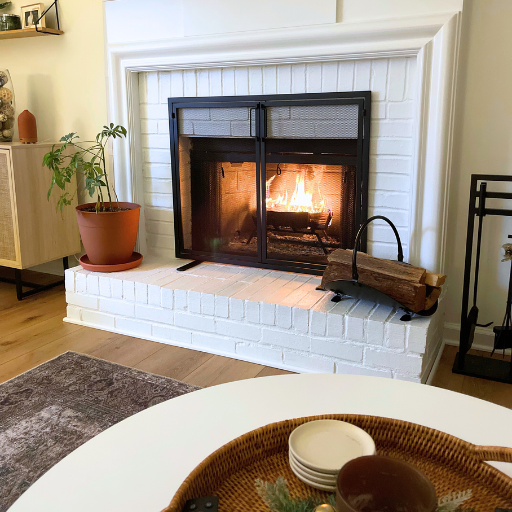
[8,374,512,512]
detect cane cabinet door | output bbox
[0,148,20,267]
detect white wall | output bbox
[338,0,463,23]
[105,0,464,44]
[444,0,512,348]
[1,0,107,274]
[3,0,107,144]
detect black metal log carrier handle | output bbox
[352,215,404,281]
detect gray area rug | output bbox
[0,351,200,511]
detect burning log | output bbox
[321,249,445,313]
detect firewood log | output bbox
[321,249,446,313]
[327,250,427,284]
[321,260,427,312]
[424,272,446,287]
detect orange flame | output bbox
[266,171,327,214]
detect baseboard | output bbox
[425,339,445,385]
[63,317,327,377]
[63,316,419,381]
[443,321,495,352]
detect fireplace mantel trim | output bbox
[106,10,461,273]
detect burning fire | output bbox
[266,171,328,214]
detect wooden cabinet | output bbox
[0,143,81,270]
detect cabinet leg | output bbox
[15,269,23,301]
[63,256,69,271]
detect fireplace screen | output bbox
[169,92,370,274]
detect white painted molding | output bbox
[426,340,445,385]
[106,10,462,273]
[444,321,495,352]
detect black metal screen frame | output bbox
[168,91,370,275]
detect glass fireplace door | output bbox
[261,100,366,270]
[171,102,261,262]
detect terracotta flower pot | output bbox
[76,202,141,265]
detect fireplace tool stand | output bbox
[453,174,512,384]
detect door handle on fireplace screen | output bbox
[249,108,256,138]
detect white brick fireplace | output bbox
[140,57,416,261]
[64,10,462,383]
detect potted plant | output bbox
[43,124,141,267]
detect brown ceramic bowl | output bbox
[336,455,437,512]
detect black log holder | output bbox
[323,215,439,322]
[453,174,512,384]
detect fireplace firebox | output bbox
[169,92,370,274]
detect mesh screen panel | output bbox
[178,107,256,138]
[267,104,359,139]
[173,99,364,269]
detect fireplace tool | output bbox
[460,182,492,355]
[491,238,512,357]
[453,174,512,384]
[323,215,439,322]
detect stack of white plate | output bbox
[288,420,376,492]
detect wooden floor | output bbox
[1,269,511,408]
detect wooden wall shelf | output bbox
[0,27,63,40]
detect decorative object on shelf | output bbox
[255,477,473,512]
[0,69,14,142]
[18,109,37,143]
[0,13,21,31]
[42,124,142,270]
[454,175,512,384]
[321,215,445,320]
[21,2,45,29]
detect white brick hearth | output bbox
[64,259,442,382]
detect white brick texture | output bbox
[139,56,416,261]
[65,261,436,382]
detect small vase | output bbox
[0,69,15,142]
[18,109,37,143]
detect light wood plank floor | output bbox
[1,269,511,409]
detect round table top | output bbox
[9,374,512,512]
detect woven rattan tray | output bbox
[163,414,512,512]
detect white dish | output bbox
[289,419,375,473]
[289,453,338,482]
[289,455,337,486]
[289,456,337,492]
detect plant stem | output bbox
[101,145,113,210]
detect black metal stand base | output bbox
[0,257,69,301]
[177,260,203,272]
[453,352,512,384]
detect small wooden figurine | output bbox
[18,109,37,144]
